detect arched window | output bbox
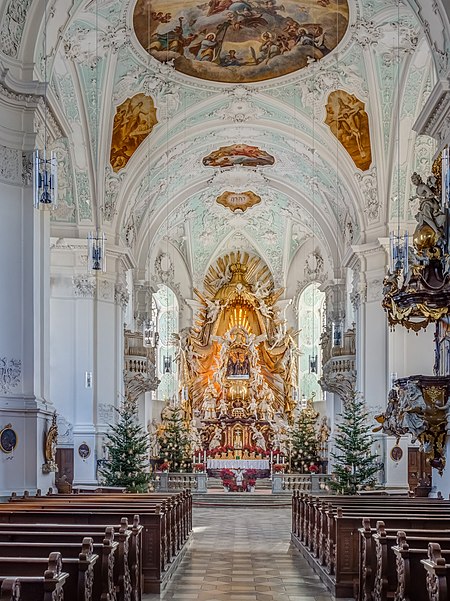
[298,282,325,400]
[153,286,179,400]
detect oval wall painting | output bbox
[133,0,349,84]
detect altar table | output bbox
[207,459,270,470]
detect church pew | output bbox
[6,498,177,571]
[11,490,192,560]
[0,531,134,601]
[366,522,450,601]
[390,533,450,601]
[0,552,68,601]
[0,577,20,601]
[291,495,450,597]
[0,519,141,601]
[0,538,99,601]
[421,542,450,601]
[0,504,186,593]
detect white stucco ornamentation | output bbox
[73,275,96,298]
[356,167,380,223]
[0,145,21,185]
[210,87,269,123]
[114,283,129,308]
[0,0,32,58]
[0,357,21,394]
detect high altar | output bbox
[174,252,298,465]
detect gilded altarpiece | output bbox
[175,252,298,456]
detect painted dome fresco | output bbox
[133,0,349,83]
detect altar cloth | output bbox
[207,459,270,470]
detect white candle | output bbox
[203,450,207,465]
[277,453,279,463]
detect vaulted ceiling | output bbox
[0,0,448,286]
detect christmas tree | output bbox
[100,397,151,493]
[157,403,191,472]
[330,389,381,494]
[291,395,320,473]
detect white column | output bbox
[0,151,54,495]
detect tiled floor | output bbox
[143,505,351,601]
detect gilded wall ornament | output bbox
[216,190,261,212]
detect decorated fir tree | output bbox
[100,397,151,492]
[157,403,191,472]
[291,396,320,473]
[330,390,381,494]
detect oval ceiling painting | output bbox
[133,0,349,84]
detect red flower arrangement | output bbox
[193,463,205,472]
[308,464,319,473]
[273,464,286,473]
[247,478,256,487]
[159,462,170,472]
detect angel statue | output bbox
[253,280,270,300]
[205,298,224,325]
[201,381,217,420]
[250,424,267,450]
[209,425,223,450]
[410,172,446,239]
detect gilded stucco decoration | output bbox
[133,0,349,83]
[325,90,372,171]
[110,93,158,173]
[216,190,261,212]
[203,144,275,168]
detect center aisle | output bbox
[144,505,351,601]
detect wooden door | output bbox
[56,448,74,483]
[408,447,431,490]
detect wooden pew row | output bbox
[6,498,183,577]
[10,490,193,560]
[0,577,20,601]
[358,519,450,601]
[293,493,450,562]
[0,552,68,601]
[359,520,450,601]
[421,542,450,601]
[0,539,98,601]
[0,520,141,601]
[1,495,192,593]
[292,493,450,550]
[0,526,131,601]
[290,493,450,598]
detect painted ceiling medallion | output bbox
[133,0,349,84]
[216,190,261,212]
[203,144,274,167]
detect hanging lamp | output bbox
[33,0,58,210]
[87,2,106,272]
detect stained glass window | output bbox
[298,283,325,401]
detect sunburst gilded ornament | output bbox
[216,190,261,212]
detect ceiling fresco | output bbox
[202,144,275,167]
[110,93,158,172]
[133,0,349,83]
[0,0,442,288]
